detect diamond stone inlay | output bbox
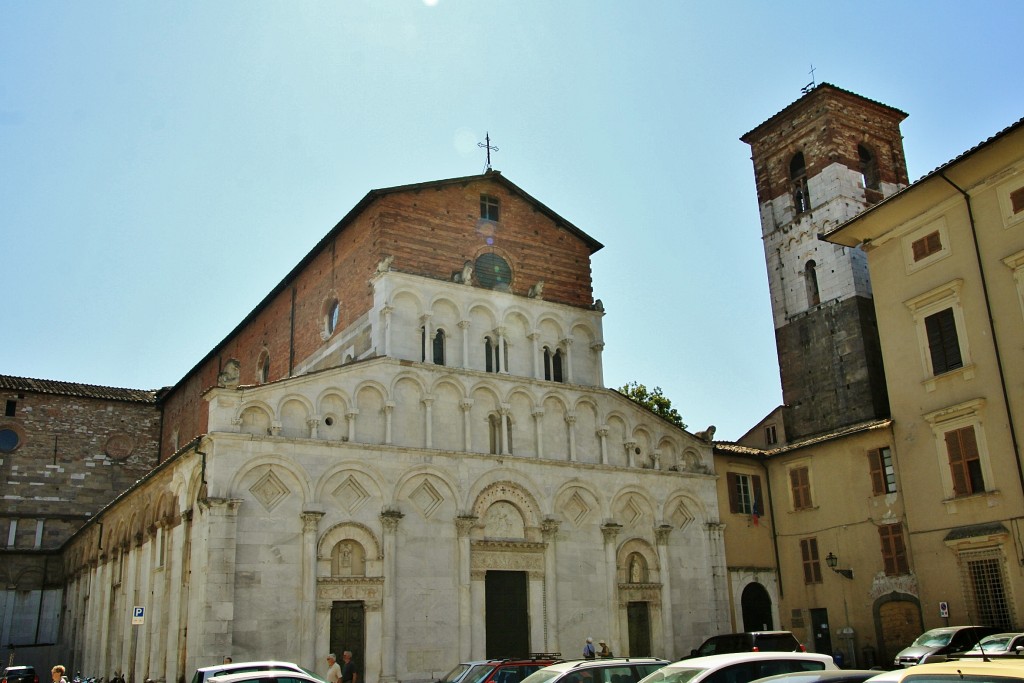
[565,491,591,527]
[333,475,370,513]
[410,480,444,519]
[250,469,290,512]
[623,496,645,527]
[670,501,695,530]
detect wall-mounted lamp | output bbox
[825,552,854,579]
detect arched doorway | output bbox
[874,594,923,664]
[741,582,774,631]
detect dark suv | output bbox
[689,632,804,658]
[2,667,40,683]
[438,655,562,683]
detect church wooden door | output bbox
[627,601,651,657]
[485,571,529,658]
[330,601,365,681]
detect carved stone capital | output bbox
[380,509,405,531]
[346,410,359,420]
[527,331,541,341]
[564,413,577,425]
[421,396,434,407]
[461,399,474,412]
[458,319,471,330]
[270,421,282,436]
[383,401,395,414]
[655,524,673,545]
[455,515,478,537]
[601,522,623,543]
[532,408,545,418]
[541,518,561,539]
[590,341,605,351]
[381,305,394,317]
[301,511,325,533]
[596,426,609,437]
[420,312,433,323]
[499,403,511,416]
[560,337,575,347]
[494,326,507,337]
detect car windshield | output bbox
[912,630,955,647]
[519,670,563,683]
[299,667,327,682]
[973,636,1011,652]
[464,665,496,683]
[637,668,704,683]
[439,665,473,683]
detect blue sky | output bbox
[3,1,1022,440]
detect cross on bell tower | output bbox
[478,132,499,171]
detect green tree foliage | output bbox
[616,381,686,429]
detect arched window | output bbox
[324,299,341,336]
[421,327,445,365]
[805,260,820,307]
[433,328,446,365]
[488,414,513,455]
[475,253,512,291]
[484,336,505,373]
[544,347,564,383]
[858,144,880,191]
[790,152,810,213]
[257,351,271,384]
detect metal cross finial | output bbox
[801,64,817,94]
[478,132,499,171]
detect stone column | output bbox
[420,313,433,363]
[380,510,404,683]
[541,519,561,653]
[381,305,394,357]
[495,326,507,373]
[458,320,471,368]
[655,525,675,660]
[422,396,434,449]
[383,401,395,445]
[565,413,577,461]
[308,416,320,440]
[624,441,637,468]
[346,410,358,442]
[706,522,730,634]
[591,341,605,387]
[461,399,474,452]
[533,408,545,459]
[163,522,185,683]
[301,510,325,670]
[597,427,609,465]
[652,450,662,471]
[528,332,541,379]
[207,499,243,658]
[470,565,486,660]
[561,338,575,383]
[499,403,511,455]
[601,523,623,653]
[455,516,477,662]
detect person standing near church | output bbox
[583,637,596,659]
[326,654,341,683]
[597,640,612,658]
[341,651,358,683]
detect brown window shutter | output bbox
[727,472,739,513]
[946,429,969,496]
[753,475,764,518]
[912,237,927,261]
[867,449,884,495]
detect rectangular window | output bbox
[765,424,778,446]
[879,523,909,575]
[946,426,985,496]
[924,308,963,374]
[790,466,812,510]
[960,549,1014,630]
[868,447,897,495]
[1011,187,1024,215]
[4,400,15,417]
[911,231,943,262]
[480,195,500,221]
[800,537,822,584]
[726,472,762,516]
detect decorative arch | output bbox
[318,521,382,564]
[229,455,312,509]
[553,480,605,527]
[610,487,656,530]
[471,480,542,531]
[237,402,273,436]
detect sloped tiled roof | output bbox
[0,374,157,403]
[714,418,893,459]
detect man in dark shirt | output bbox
[341,651,357,683]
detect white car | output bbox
[193,662,323,683]
[636,652,837,683]
[520,657,670,683]
[207,670,325,683]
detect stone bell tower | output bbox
[740,83,909,439]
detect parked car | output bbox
[865,658,1024,682]
[750,670,880,683]
[438,656,563,683]
[208,670,325,683]
[193,662,323,683]
[892,626,1001,667]
[959,632,1024,656]
[520,657,669,683]
[689,632,805,658]
[2,667,39,683]
[636,652,836,683]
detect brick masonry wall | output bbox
[158,175,598,461]
[0,390,161,554]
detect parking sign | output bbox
[132,606,145,625]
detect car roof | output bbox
[4,668,34,672]
[751,671,879,683]
[541,658,669,672]
[868,659,1024,682]
[208,670,320,683]
[663,653,835,668]
[199,663,305,674]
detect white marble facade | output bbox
[63,270,730,683]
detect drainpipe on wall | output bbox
[938,173,1024,506]
[759,455,784,599]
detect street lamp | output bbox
[825,552,854,579]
